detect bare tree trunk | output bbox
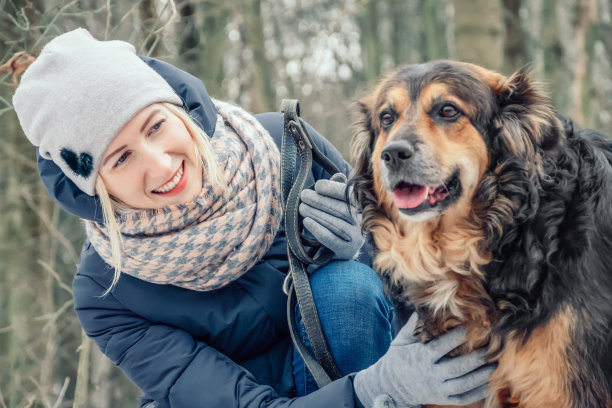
[359,0,382,82]
[73,331,92,408]
[522,0,545,78]
[502,0,526,72]
[37,189,58,407]
[177,1,230,99]
[389,0,424,65]
[423,0,451,60]
[585,0,612,134]
[453,0,505,71]
[89,348,113,408]
[4,112,38,408]
[556,0,597,125]
[241,0,275,112]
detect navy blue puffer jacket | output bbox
[37,57,362,407]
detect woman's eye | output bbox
[113,151,131,168]
[380,112,395,127]
[148,119,165,136]
[439,104,460,119]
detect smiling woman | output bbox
[93,101,223,292]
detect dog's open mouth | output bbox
[392,170,461,215]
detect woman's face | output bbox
[98,103,203,209]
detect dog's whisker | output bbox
[441,180,453,198]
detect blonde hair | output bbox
[95,102,224,294]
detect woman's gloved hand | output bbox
[299,173,365,260]
[353,313,496,408]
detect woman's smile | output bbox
[152,161,188,195]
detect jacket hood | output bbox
[36,56,218,222]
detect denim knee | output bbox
[307,260,394,371]
[292,260,395,396]
[309,260,391,317]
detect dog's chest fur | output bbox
[372,216,496,350]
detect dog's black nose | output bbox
[381,140,414,171]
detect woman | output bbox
[12,29,494,407]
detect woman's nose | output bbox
[143,145,172,174]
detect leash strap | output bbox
[280,99,342,388]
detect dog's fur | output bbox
[350,60,612,408]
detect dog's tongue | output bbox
[393,185,428,209]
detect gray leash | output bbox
[280,99,342,388]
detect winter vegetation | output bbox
[0,0,611,406]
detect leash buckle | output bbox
[282,273,293,296]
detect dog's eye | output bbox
[439,104,460,119]
[380,112,395,127]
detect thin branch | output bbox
[158,0,178,31]
[0,139,38,171]
[23,394,37,408]
[0,106,16,117]
[140,0,178,55]
[108,2,143,39]
[21,187,79,265]
[28,376,51,408]
[38,260,73,295]
[35,299,74,333]
[0,383,7,408]
[51,377,70,408]
[4,8,30,31]
[61,4,108,17]
[0,325,13,335]
[30,0,81,51]
[105,0,112,40]
[0,96,12,109]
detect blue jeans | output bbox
[292,260,394,396]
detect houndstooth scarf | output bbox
[86,100,281,291]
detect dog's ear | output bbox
[489,66,563,159]
[350,94,376,182]
[349,93,379,222]
[474,66,563,250]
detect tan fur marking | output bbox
[487,308,574,408]
[418,83,490,188]
[463,62,507,93]
[387,86,411,117]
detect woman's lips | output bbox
[152,162,188,196]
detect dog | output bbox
[349,60,612,408]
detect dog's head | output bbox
[351,61,563,242]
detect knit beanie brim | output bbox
[13,28,183,196]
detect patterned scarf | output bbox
[86,100,281,291]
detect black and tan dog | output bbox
[350,61,612,408]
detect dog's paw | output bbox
[415,318,432,343]
[372,394,396,408]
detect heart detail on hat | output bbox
[60,148,94,178]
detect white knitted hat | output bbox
[13,28,182,196]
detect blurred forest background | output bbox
[1,0,611,406]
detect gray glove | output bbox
[299,173,365,260]
[354,313,495,408]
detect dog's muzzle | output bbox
[381,140,415,173]
[380,140,462,216]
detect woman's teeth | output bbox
[153,164,184,193]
